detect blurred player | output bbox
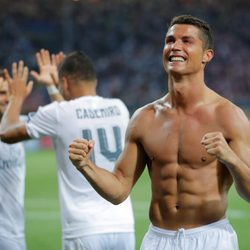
[0,52,135,250]
[0,69,32,250]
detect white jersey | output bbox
[26,96,134,239]
[0,140,25,240]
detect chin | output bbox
[168,68,185,75]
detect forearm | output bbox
[77,161,131,205]
[0,96,24,132]
[226,157,250,202]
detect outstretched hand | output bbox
[69,139,95,171]
[4,60,33,100]
[31,49,65,87]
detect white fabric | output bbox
[26,96,134,239]
[0,236,26,250]
[140,218,239,250]
[0,141,26,242]
[63,232,135,250]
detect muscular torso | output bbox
[138,99,233,229]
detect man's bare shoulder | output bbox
[131,96,169,121]
[214,95,249,137]
[215,96,247,121]
[126,97,169,138]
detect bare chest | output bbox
[142,111,221,166]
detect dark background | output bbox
[0,0,249,115]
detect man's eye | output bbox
[166,39,174,44]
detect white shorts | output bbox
[140,218,238,250]
[0,236,26,250]
[63,232,135,250]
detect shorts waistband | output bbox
[150,218,229,237]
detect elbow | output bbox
[239,194,250,203]
[109,192,130,205]
[0,133,9,143]
[241,193,250,203]
[110,200,121,205]
[110,198,124,205]
[0,126,29,143]
[0,134,19,144]
[236,186,250,203]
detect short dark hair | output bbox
[169,15,214,50]
[58,51,97,83]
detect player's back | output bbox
[26,95,134,238]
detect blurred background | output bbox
[1,1,249,249]
[0,0,249,116]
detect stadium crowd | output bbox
[0,0,249,114]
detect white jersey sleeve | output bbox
[26,103,58,138]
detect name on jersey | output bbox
[0,158,23,170]
[76,106,121,119]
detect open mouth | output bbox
[169,56,186,62]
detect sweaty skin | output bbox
[69,23,250,231]
[131,93,234,230]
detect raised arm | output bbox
[30,49,64,102]
[0,61,32,143]
[201,105,250,202]
[69,114,147,204]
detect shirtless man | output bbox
[68,15,250,250]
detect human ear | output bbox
[62,76,69,90]
[202,49,214,64]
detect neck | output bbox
[168,74,207,111]
[69,80,97,99]
[72,88,97,99]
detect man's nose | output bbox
[172,40,182,50]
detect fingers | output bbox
[55,52,65,65]
[68,139,94,157]
[4,61,32,99]
[11,61,29,81]
[35,51,43,69]
[201,132,221,150]
[3,69,12,84]
[69,152,84,162]
[201,132,224,145]
[22,66,29,82]
[30,70,39,81]
[36,49,52,66]
[51,54,56,66]
[69,139,89,152]
[68,139,95,169]
[43,49,51,65]
[27,81,34,95]
[12,62,18,78]
[201,132,229,160]
[17,61,24,78]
